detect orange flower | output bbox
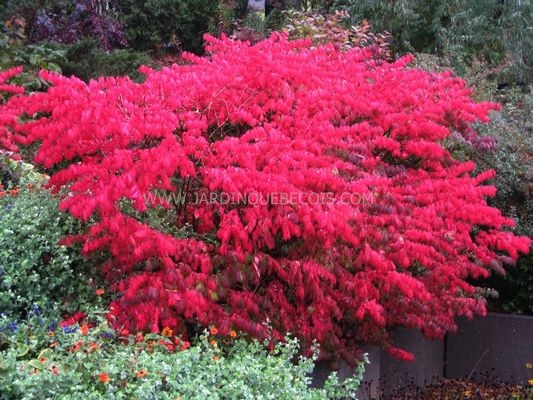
[95,288,105,296]
[229,330,237,338]
[39,356,48,363]
[49,341,59,348]
[181,341,190,351]
[162,326,173,337]
[9,188,19,196]
[136,370,148,378]
[47,331,55,338]
[213,355,219,361]
[99,372,110,383]
[50,365,59,375]
[210,339,217,347]
[71,340,83,352]
[88,342,99,352]
[209,326,218,335]
[80,324,89,335]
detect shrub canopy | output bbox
[0,33,529,362]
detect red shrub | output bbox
[0,66,24,158]
[1,33,529,362]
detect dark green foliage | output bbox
[1,19,67,91]
[116,0,220,54]
[49,39,151,82]
[488,253,533,315]
[332,0,442,52]
[333,0,532,84]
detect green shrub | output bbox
[1,18,66,90]
[117,0,221,54]
[281,9,392,57]
[0,312,367,399]
[0,164,103,319]
[333,0,532,83]
[332,0,440,53]
[49,39,151,82]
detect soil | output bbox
[383,379,533,400]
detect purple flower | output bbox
[62,325,78,334]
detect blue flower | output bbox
[30,305,45,325]
[31,305,42,316]
[62,325,78,334]
[99,331,114,340]
[7,321,18,333]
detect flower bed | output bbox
[0,309,366,399]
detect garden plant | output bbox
[1,1,532,398]
[0,31,529,367]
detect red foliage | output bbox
[0,66,24,158]
[60,311,87,328]
[1,34,530,362]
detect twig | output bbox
[466,347,490,381]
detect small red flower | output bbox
[166,343,175,352]
[99,372,110,383]
[71,340,83,352]
[60,311,86,328]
